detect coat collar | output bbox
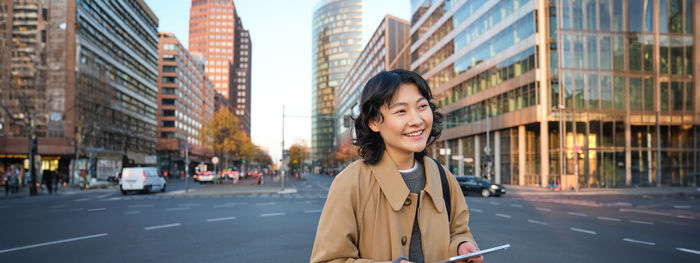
[370,152,445,213]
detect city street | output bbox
[0,174,698,262]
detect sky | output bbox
[144,0,410,164]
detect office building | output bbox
[0,0,161,184]
[335,15,411,146]
[311,0,362,163]
[156,32,216,175]
[189,0,251,135]
[411,0,698,187]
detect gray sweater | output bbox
[395,160,426,263]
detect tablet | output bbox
[436,244,510,263]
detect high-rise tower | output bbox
[311,0,362,164]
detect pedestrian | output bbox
[310,69,482,263]
[3,172,9,196]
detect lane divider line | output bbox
[87,208,106,212]
[304,209,322,214]
[256,202,277,206]
[495,213,512,218]
[570,227,597,235]
[470,208,483,213]
[145,223,181,230]
[536,207,552,212]
[676,248,700,255]
[568,212,588,217]
[527,219,548,225]
[597,216,621,222]
[128,204,154,208]
[124,211,140,215]
[623,238,655,246]
[630,220,654,225]
[0,233,109,254]
[166,207,191,211]
[509,204,523,208]
[206,216,237,222]
[261,212,285,217]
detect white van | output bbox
[119,167,166,195]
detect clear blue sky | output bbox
[144,0,410,164]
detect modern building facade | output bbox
[311,0,362,163]
[156,32,215,176]
[0,0,160,185]
[229,13,251,135]
[411,0,699,188]
[189,0,251,136]
[335,15,411,146]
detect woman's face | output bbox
[369,82,433,158]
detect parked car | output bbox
[455,175,506,197]
[119,167,166,195]
[193,171,216,184]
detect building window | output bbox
[163,66,177,72]
[161,132,175,138]
[162,110,175,116]
[162,88,176,94]
[162,121,175,127]
[162,99,176,105]
[162,77,177,84]
[163,54,178,62]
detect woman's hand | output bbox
[456,242,483,263]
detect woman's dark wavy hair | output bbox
[352,69,443,164]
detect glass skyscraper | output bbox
[311,0,362,164]
[412,0,698,188]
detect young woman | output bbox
[311,69,482,263]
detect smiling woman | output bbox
[311,69,482,263]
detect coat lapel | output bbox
[422,156,445,213]
[370,152,410,211]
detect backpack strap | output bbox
[432,158,451,221]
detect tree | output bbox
[199,108,254,165]
[288,144,309,171]
[334,139,359,165]
[252,147,272,168]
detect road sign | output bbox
[212,156,219,164]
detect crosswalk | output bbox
[87,192,329,201]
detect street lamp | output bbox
[552,104,565,189]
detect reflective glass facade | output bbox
[412,0,699,187]
[311,0,362,162]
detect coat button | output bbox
[401,236,407,246]
[404,198,412,206]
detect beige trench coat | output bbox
[310,152,477,263]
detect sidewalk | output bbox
[158,174,299,197]
[507,184,700,198]
[0,183,118,200]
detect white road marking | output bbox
[0,233,108,254]
[630,220,654,225]
[87,208,106,212]
[69,208,84,211]
[124,211,140,215]
[509,204,523,208]
[213,202,246,208]
[261,212,285,217]
[620,208,671,216]
[597,216,621,222]
[256,202,276,206]
[568,212,588,217]
[676,248,700,255]
[206,216,237,222]
[304,209,323,213]
[623,238,655,246]
[73,198,91,202]
[50,205,66,209]
[177,203,202,207]
[536,207,552,212]
[673,205,691,209]
[570,227,597,235]
[145,223,181,230]
[294,200,315,204]
[527,219,549,225]
[106,197,121,201]
[470,208,483,213]
[495,213,512,218]
[96,193,113,199]
[166,207,191,211]
[128,204,154,208]
[676,215,696,220]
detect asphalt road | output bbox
[0,173,698,262]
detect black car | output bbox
[455,175,506,197]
